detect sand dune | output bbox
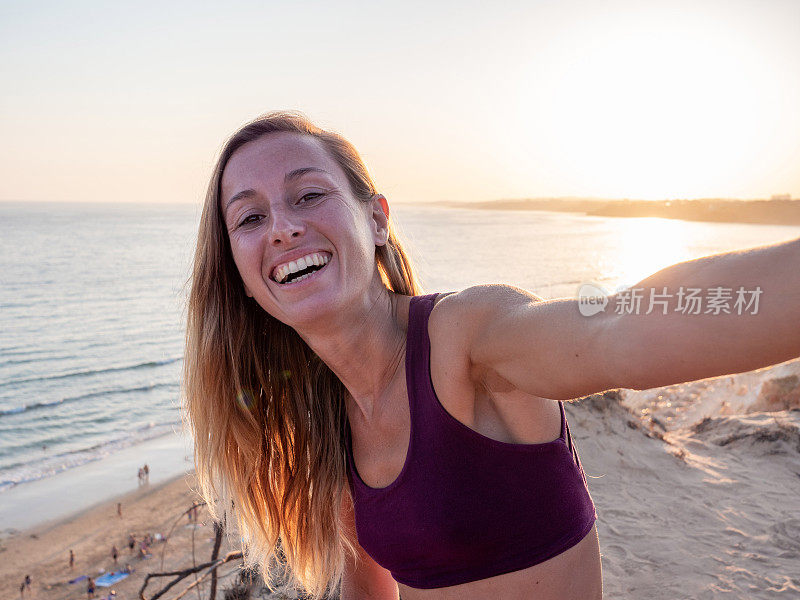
[574,357,800,598]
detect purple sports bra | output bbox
[345,293,598,589]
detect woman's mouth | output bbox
[271,252,331,285]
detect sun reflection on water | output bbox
[596,217,696,292]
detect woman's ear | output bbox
[371,194,390,247]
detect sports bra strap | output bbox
[407,293,440,354]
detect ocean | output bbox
[1,200,798,529]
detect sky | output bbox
[1,0,799,204]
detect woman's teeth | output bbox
[274,252,331,284]
[291,272,315,283]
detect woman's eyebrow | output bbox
[225,189,257,213]
[285,167,332,182]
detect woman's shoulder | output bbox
[426,286,554,433]
[424,291,479,421]
[428,284,545,345]
[425,285,537,390]
[432,283,545,313]
[427,284,548,389]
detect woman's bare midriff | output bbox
[397,524,602,600]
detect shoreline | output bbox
[22,472,190,538]
[435,198,800,225]
[0,429,193,533]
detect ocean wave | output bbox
[0,356,183,389]
[0,381,180,417]
[0,355,67,368]
[0,421,181,492]
[0,346,49,358]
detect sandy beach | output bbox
[0,474,248,600]
[2,358,799,600]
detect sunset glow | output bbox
[1,0,798,204]
[508,6,798,201]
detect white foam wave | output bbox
[0,421,180,492]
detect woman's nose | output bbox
[268,206,306,245]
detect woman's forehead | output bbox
[221,132,341,195]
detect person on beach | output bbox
[128,533,136,554]
[117,502,122,518]
[69,549,74,570]
[182,111,800,600]
[111,545,119,564]
[24,575,30,591]
[137,467,144,484]
[139,538,151,559]
[86,577,95,599]
[143,463,150,481]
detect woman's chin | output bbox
[261,286,344,329]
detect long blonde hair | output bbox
[182,111,422,597]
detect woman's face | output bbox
[219,132,389,328]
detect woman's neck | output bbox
[297,284,411,422]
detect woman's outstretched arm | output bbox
[600,234,800,391]
[437,235,800,400]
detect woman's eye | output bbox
[237,214,263,227]
[298,192,323,204]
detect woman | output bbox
[183,111,800,600]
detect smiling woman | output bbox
[181,110,800,600]
[217,131,399,327]
[182,112,422,599]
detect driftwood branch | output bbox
[138,551,243,600]
[159,501,209,571]
[209,521,224,600]
[171,553,230,600]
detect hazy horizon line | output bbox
[1,195,795,206]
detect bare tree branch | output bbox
[138,551,243,600]
[159,501,209,570]
[209,521,224,600]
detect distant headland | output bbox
[436,197,800,225]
